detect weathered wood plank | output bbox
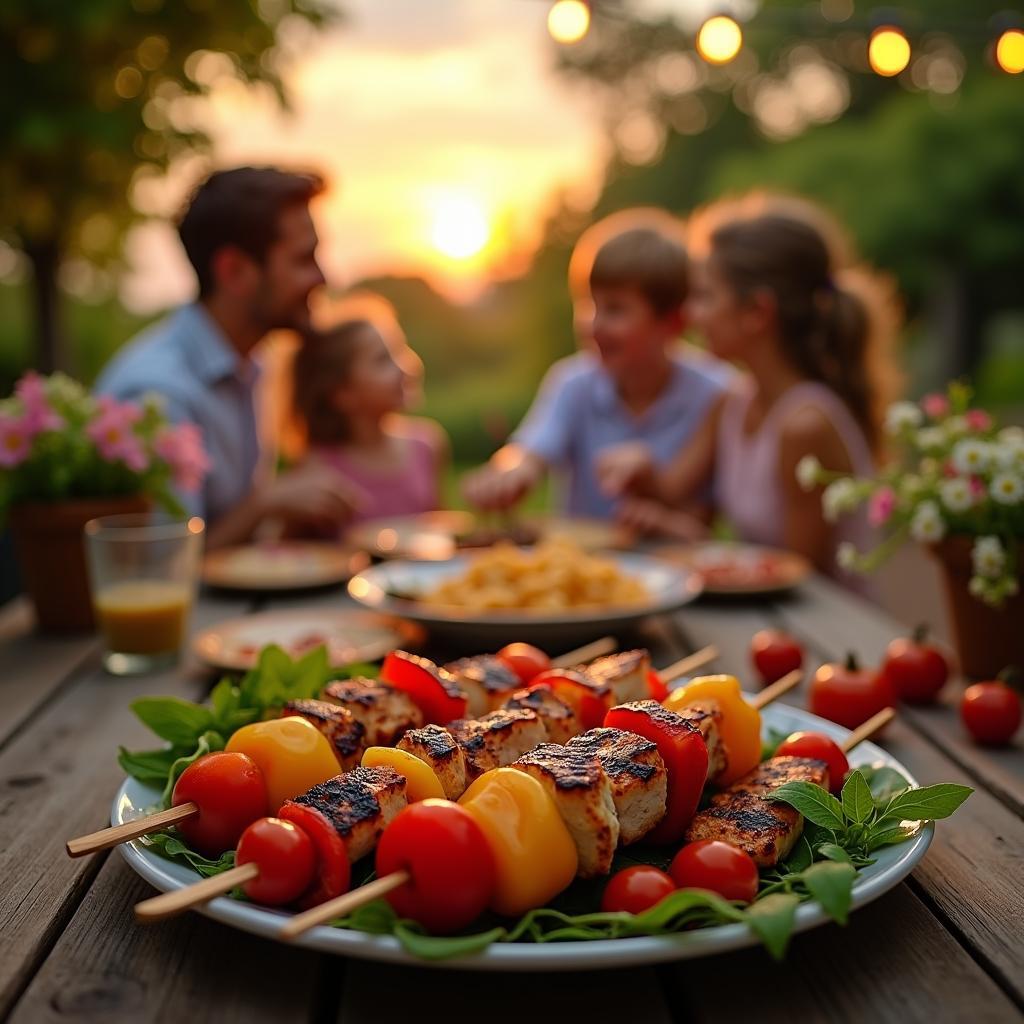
[671,598,778,681]
[664,885,1022,1024]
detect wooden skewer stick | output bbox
[749,669,803,710]
[658,645,719,687]
[279,870,411,941]
[551,635,617,668]
[135,862,259,923]
[66,801,199,858]
[840,707,896,753]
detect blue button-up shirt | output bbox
[513,349,732,519]
[96,303,260,524]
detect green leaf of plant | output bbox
[117,746,182,784]
[744,893,800,961]
[130,697,214,747]
[768,782,846,830]
[841,770,875,824]
[858,764,912,806]
[159,731,224,806]
[867,823,921,851]
[801,861,856,925]
[209,677,241,723]
[337,900,400,934]
[143,831,236,878]
[289,645,331,701]
[816,842,854,864]
[881,783,973,823]
[393,922,507,960]
[782,835,814,873]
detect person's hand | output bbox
[261,463,369,529]
[462,456,537,511]
[595,442,656,498]
[616,497,709,541]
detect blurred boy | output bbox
[462,209,731,519]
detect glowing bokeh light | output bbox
[429,195,491,260]
[996,29,1024,74]
[869,27,911,77]
[548,1,590,45]
[696,16,743,66]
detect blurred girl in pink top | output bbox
[290,297,448,529]
[598,194,901,583]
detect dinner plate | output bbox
[191,608,415,671]
[345,552,703,646]
[347,513,628,562]
[116,701,932,971]
[202,542,368,592]
[654,542,812,596]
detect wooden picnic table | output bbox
[1,575,1022,1024]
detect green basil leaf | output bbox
[841,770,875,825]
[801,861,856,925]
[393,922,507,960]
[209,677,241,723]
[627,888,746,931]
[143,831,236,877]
[159,731,224,806]
[117,746,182,784]
[782,835,814,873]
[881,783,973,822]
[336,661,380,681]
[867,823,920,851]
[768,782,846,830]
[816,842,854,865]
[338,900,400,934]
[289,645,331,701]
[744,893,799,961]
[131,697,215,747]
[761,726,790,761]
[858,764,912,806]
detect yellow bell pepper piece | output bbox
[459,767,577,917]
[664,674,760,785]
[361,747,445,802]
[225,717,340,810]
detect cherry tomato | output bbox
[960,682,1021,746]
[601,866,676,915]
[881,627,949,704]
[647,668,669,702]
[376,799,496,934]
[809,654,895,730]
[277,802,351,910]
[171,752,269,857]
[775,732,849,795]
[751,630,804,686]
[235,817,317,906]
[497,643,551,685]
[380,651,468,725]
[669,840,758,904]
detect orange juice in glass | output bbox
[84,514,204,674]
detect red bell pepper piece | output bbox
[380,651,468,725]
[277,801,351,909]
[529,668,612,731]
[646,669,669,702]
[604,700,709,844]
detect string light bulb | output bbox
[696,15,743,66]
[995,29,1024,74]
[868,26,911,77]
[548,1,590,45]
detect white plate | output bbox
[117,702,932,971]
[345,552,703,646]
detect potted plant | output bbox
[797,383,1023,679]
[0,372,209,631]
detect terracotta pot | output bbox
[8,495,151,633]
[930,536,1024,679]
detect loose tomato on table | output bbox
[601,866,676,914]
[750,630,804,686]
[380,651,468,725]
[530,668,612,731]
[170,751,269,857]
[881,626,950,704]
[669,840,758,904]
[960,682,1021,746]
[496,643,551,685]
[376,799,496,933]
[809,655,894,730]
[235,817,317,906]
[774,732,849,794]
[276,802,351,910]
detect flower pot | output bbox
[930,536,1024,679]
[8,495,151,633]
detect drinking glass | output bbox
[84,513,204,675]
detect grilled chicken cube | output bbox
[445,655,522,716]
[717,755,830,801]
[448,708,547,781]
[322,677,423,746]
[672,701,727,782]
[567,727,667,844]
[512,743,619,878]
[578,649,650,704]
[282,699,366,770]
[396,723,468,799]
[291,766,407,862]
[503,685,578,744]
[685,793,802,868]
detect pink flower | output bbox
[969,475,987,500]
[0,414,33,468]
[15,371,63,435]
[154,422,210,492]
[964,409,992,432]
[868,486,897,527]
[921,393,950,419]
[87,400,147,472]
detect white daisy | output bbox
[885,401,923,435]
[909,501,945,543]
[972,536,1005,578]
[836,542,859,571]
[968,576,987,598]
[944,415,969,440]
[796,455,823,491]
[914,427,946,453]
[992,436,1024,472]
[991,472,1024,506]
[951,439,990,475]
[822,479,858,523]
[939,477,974,513]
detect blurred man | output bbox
[98,166,364,547]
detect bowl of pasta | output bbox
[346,539,703,645]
